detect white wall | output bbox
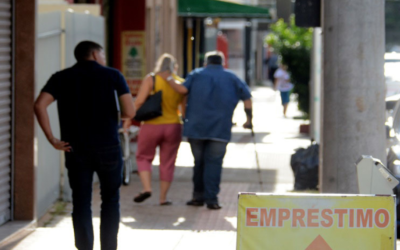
[35,10,105,216]
[310,28,322,143]
[35,11,63,218]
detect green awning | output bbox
[178,0,271,19]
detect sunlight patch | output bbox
[225,216,237,229]
[173,217,186,226]
[121,217,136,223]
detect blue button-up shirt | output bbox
[183,65,252,142]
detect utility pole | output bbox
[321,0,386,193]
[245,19,252,85]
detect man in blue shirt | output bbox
[164,51,253,209]
[34,41,135,250]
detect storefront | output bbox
[58,0,272,89]
[177,0,272,80]
[111,0,146,96]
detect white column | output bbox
[321,0,386,193]
[310,28,322,143]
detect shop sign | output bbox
[121,31,146,96]
[237,193,396,250]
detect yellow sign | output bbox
[237,193,396,250]
[121,31,146,96]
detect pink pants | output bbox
[136,124,182,182]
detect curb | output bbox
[0,220,36,249]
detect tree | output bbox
[266,17,313,117]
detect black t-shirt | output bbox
[42,61,130,151]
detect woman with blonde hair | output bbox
[133,53,185,205]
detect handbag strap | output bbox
[150,73,156,91]
[114,90,121,124]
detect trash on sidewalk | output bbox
[290,144,319,190]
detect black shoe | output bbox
[186,199,204,206]
[133,192,151,203]
[207,204,222,210]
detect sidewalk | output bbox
[2,87,312,250]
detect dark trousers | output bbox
[268,66,278,82]
[188,139,228,205]
[65,145,123,250]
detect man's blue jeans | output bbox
[65,145,123,250]
[188,139,228,205]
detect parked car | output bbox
[385,53,400,97]
[384,94,400,236]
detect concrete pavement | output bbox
[1,86,314,250]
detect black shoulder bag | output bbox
[134,73,163,121]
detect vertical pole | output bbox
[310,28,322,143]
[195,18,201,69]
[183,18,188,77]
[192,19,197,69]
[105,0,114,66]
[245,18,251,85]
[186,18,193,74]
[321,0,386,193]
[199,19,205,67]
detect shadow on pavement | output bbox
[1,239,24,250]
[33,166,278,234]
[150,166,277,183]
[230,132,271,144]
[116,166,277,232]
[284,134,310,140]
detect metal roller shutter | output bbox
[0,0,12,226]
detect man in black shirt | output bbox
[34,41,135,250]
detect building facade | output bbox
[0,0,271,242]
[0,0,36,230]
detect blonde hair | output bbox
[153,53,176,73]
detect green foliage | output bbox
[266,17,313,117]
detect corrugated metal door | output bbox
[0,0,12,226]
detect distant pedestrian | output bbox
[267,48,279,83]
[133,54,185,205]
[34,41,135,250]
[274,64,293,117]
[164,51,253,210]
